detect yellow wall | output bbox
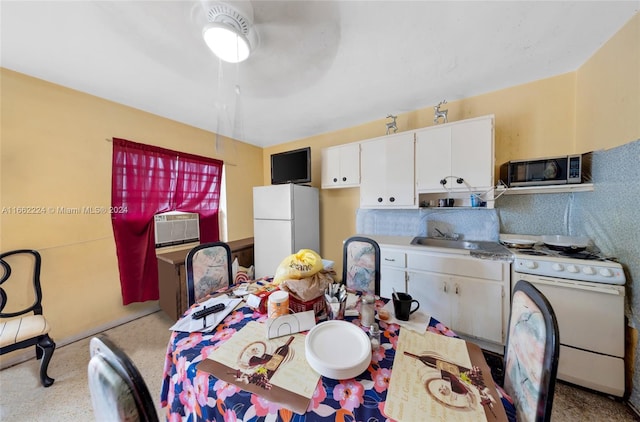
[1,12,637,361]
[0,69,263,363]
[263,13,639,278]
[576,13,640,151]
[263,73,577,276]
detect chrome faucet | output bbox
[433,228,460,240]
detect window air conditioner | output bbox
[154,211,200,248]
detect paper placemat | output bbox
[385,329,507,422]
[198,321,321,414]
[377,300,430,332]
[169,295,242,333]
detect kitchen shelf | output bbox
[496,183,594,195]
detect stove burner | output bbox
[517,249,550,256]
[557,251,606,261]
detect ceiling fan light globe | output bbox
[203,24,251,63]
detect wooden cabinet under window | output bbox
[156,237,254,320]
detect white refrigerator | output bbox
[253,184,320,278]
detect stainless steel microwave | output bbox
[500,153,592,187]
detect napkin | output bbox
[170,295,242,333]
[377,300,431,333]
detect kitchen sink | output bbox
[410,237,480,250]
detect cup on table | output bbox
[392,292,420,321]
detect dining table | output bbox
[160,291,517,422]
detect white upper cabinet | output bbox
[360,132,416,208]
[415,115,494,193]
[321,143,360,189]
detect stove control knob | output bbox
[583,266,596,275]
[552,263,564,272]
[524,261,537,269]
[599,268,614,277]
[567,265,579,273]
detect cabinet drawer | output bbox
[407,253,505,281]
[381,249,406,268]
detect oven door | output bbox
[512,273,624,357]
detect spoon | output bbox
[392,288,399,301]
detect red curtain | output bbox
[111,138,223,305]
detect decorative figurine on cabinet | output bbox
[433,100,448,124]
[385,114,398,134]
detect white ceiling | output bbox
[2,1,638,148]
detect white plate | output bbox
[500,238,537,248]
[305,320,371,379]
[542,235,590,248]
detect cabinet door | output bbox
[321,147,341,188]
[360,133,415,208]
[415,126,452,192]
[321,144,360,188]
[451,117,493,190]
[339,143,360,187]
[360,138,388,206]
[380,267,407,299]
[407,271,451,327]
[385,133,416,206]
[451,277,504,344]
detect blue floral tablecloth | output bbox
[160,300,516,421]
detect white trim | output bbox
[0,304,160,370]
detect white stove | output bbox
[511,244,625,285]
[503,234,626,397]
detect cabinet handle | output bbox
[443,283,448,293]
[455,285,460,295]
[389,197,395,202]
[384,258,396,262]
[377,197,383,202]
[333,177,338,183]
[342,177,347,182]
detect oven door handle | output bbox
[528,277,623,295]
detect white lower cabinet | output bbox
[407,271,504,345]
[380,248,407,298]
[380,245,510,353]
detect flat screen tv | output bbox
[270,147,311,185]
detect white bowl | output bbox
[305,320,371,380]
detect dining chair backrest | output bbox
[503,279,560,422]
[0,249,56,387]
[88,335,158,422]
[186,242,233,306]
[342,236,381,296]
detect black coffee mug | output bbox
[392,292,420,321]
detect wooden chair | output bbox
[0,249,56,387]
[88,335,158,422]
[185,242,233,306]
[504,280,560,422]
[342,236,381,296]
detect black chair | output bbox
[88,334,159,422]
[186,242,233,306]
[0,249,55,387]
[342,236,381,296]
[503,280,560,422]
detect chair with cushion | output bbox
[88,334,158,422]
[503,279,560,422]
[342,236,381,296]
[186,242,233,306]
[0,249,56,387]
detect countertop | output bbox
[360,235,514,261]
